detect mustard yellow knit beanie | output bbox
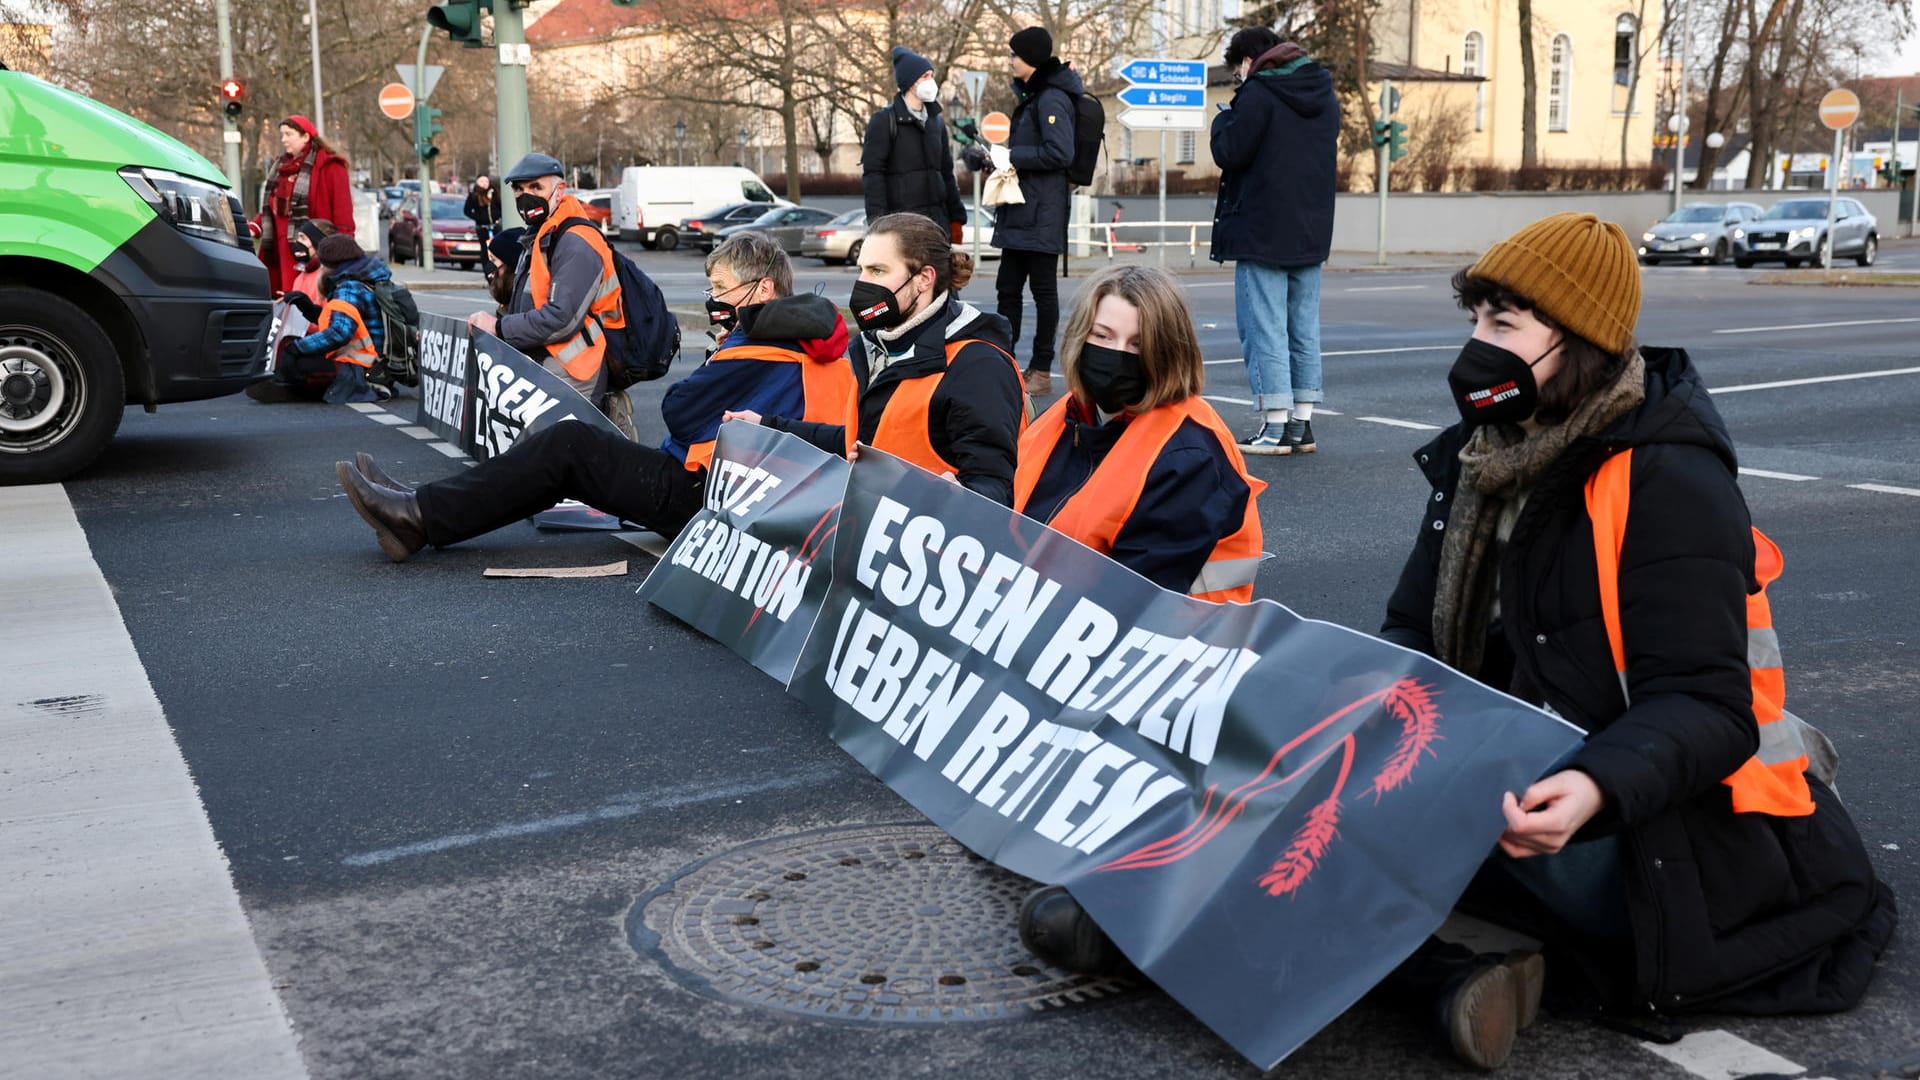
[1467,212,1641,354]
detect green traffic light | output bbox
[427,0,488,47]
[1388,120,1409,162]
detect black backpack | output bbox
[1066,91,1105,188]
[558,218,681,390]
[368,276,421,386]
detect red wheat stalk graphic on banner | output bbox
[1094,677,1440,900]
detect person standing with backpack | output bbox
[1211,29,1338,457]
[466,152,636,438]
[990,26,1078,401]
[862,47,968,239]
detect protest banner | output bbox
[638,422,849,682]
[414,311,619,460]
[262,301,309,376]
[786,446,1585,1069]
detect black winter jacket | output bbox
[1382,347,1895,1015]
[766,297,1023,505]
[1209,49,1338,268]
[862,96,967,227]
[992,59,1080,256]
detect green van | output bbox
[0,59,271,484]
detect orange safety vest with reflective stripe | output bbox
[869,338,1025,474]
[681,343,861,472]
[1585,449,1816,817]
[528,196,623,382]
[1013,395,1268,604]
[314,298,377,368]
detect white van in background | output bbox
[613,166,784,248]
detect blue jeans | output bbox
[1234,260,1324,411]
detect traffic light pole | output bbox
[417,25,435,271]
[493,2,533,229]
[1375,80,1392,267]
[213,0,242,194]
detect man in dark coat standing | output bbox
[863,47,967,239]
[988,26,1078,398]
[1210,28,1338,456]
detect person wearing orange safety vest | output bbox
[1012,265,1265,602]
[737,213,1024,504]
[1358,214,1891,1069]
[270,233,389,404]
[336,235,856,562]
[465,152,632,436]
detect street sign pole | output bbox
[417,25,435,271]
[1158,131,1167,269]
[213,0,242,195]
[962,70,987,267]
[1817,88,1861,269]
[493,3,533,229]
[1376,80,1392,267]
[1113,58,1208,270]
[1826,124,1842,266]
[307,0,326,134]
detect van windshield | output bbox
[742,182,774,202]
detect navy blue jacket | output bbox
[1209,50,1338,268]
[1023,397,1251,594]
[659,295,847,466]
[992,59,1080,256]
[863,96,968,227]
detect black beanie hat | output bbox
[488,226,527,268]
[317,234,364,266]
[1010,26,1052,67]
[891,46,934,93]
[295,220,331,252]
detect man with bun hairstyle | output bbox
[863,46,968,239]
[468,151,634,436]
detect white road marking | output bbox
[399,426,437,440]
[1346,284,1427,292]
[346,401,384,413]
[1204,345,1453,365]
[1850,482,1920,497]
[0,486,306,1078]
[1358,416,1442,430]
[1205,394,1255,405]
[429,441,467,459]
[1739,467,1819,481]
[368,412,407,426]
[1712,316,1920,335]
[1638,1029,1803,1080]
[341,766,845,867]
[1712,366,1920,394]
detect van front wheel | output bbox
[0,288,125,485]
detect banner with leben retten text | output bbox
[415,310,619,460]
[784,446,1585,1069]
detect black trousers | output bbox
[995,247,1061,372]
[414,421,704,547]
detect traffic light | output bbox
[219,78,245,118]
[427,0,488,47]
[1388,120,1409,162]
[414,104,444,161]
[951,116,981,146]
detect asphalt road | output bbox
[38,252,1920,1079]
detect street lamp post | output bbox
[1704,131,1725,191]
[674,120,687,167]
[737,129,749,168]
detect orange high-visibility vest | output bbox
[1585,448,1816,817]
[869,338,1024,474]
[681,343,861,472]
[1013,395,1268,603]
[528,196,623,382]
[314,298,377,369]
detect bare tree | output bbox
[1519,0,1539,170]
[1618,0,1658,167]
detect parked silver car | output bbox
[1734,197,1879,268]
[800,208,867,265]
[1637,202,1763,266]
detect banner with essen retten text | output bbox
[787,446,1584,1069]
[414,311,620,460]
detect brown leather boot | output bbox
[353,452,412,492]
[336,461,426,562]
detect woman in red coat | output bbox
[252,115,354,296]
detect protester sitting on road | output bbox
[1010,265,1265,600]
[727,212,1026,505]
[482,226,527,313]
[466,152,633,437]
[251,234,393,405]
[335,233,857,562]
[862,46,967,239]
[1026,213,1899,1070]
[284,219,339,302]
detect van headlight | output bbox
[119,167,244,248]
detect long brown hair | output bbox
[1060,266,1206,414]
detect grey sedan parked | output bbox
[1637,202,1763,265]
[1734,197,1879,268]
[713,205,839,255]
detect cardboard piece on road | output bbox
[980,111,1011,144]
[1819,88,1860,130]
[395,64,444,101]
[378,82,414,120]
[483,561,629,579]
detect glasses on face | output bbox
[703,278,758,303]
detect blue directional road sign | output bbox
[1118,85,1206,109]
[1116,58,1208,88]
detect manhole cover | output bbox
[630,823,1137,1023]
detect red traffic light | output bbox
[219,78,245,118]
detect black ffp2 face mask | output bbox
[1446,337,1555,426]
[1075,342,1148,414]
[849,279,911,332]
[515,191,551,229]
